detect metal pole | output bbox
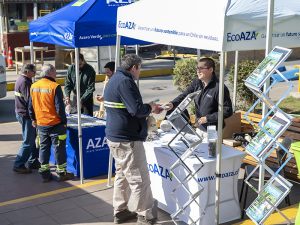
[136,44,139,88]
[33,3,38,19]
[30,42,34,64]
[197,49,201,61]
[215,51,225,225]
[0,3,4,51]
[97,46,101,74]
[107,35,121,187]
[233,51,239,112]
[108,45,112,61]
[75,48,84,184]
[260,0,274,191]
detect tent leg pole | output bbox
[75,48,84,184]
[215,51,225,225]
[107,35,121,187]
[233,51,239,112]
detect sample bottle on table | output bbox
[207,125,217,158]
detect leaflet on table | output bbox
[67,114,106,127]
[245,46,292,91]
[246,177,289,224]
[245,111,291,158]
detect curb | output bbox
[6,68,173,92]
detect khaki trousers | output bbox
[107,140,155,220]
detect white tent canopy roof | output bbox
[117,0,300,52]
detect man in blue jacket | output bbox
[13,64,40,173]
[166,57,233,139]
[104,54,161,225]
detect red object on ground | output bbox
[7,46,13,68]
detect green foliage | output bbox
[173,58,197,92]
[228,60,260,110]
[173,58,198,114]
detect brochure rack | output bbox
[243,46,294,224]
[166,90,205,224]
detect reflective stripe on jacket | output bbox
[31,78,61,126]
[104,101,126,109]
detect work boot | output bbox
[40,171,52,183]
[13,165,32,174]
[28,161,41,170]
[137,215,156,225]
[114,209,137,224]
[56,172,74,182]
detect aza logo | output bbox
[227,31,258,42]
[118,20,136,30]
[148,163,172,181]
[86,137,108,150]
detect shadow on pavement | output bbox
[0,134,22,141]
[0,98,16,123]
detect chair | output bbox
[239,137,292,218]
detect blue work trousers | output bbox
[38,123,67,171]
[14,114,39,168]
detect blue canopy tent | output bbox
[29,0,145,184]
[29,0,145,47]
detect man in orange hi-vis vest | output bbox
[29,64,74,183]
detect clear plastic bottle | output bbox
[207,125,217,158]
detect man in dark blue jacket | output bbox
[104,54,161,225]
[166,57,233,138]
[13,64,40,173]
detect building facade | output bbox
[0,0,71,59]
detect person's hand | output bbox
[163,102,174,111]
[32,120,37,128]
[293,117,300,123]
[96,95,104,102]
[149,102,162,114]
[153,105,164,114]
[198,116,207,125]
[65,97,71,105]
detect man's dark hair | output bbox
[79,53,84,61]
[120,54,142,71]
[104,61,115,72]
[21,64,35,73]
[199,57,215,72]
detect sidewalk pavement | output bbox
[0,121,174,225]
[1,120,299,225]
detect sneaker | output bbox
[56,172,74,182]
[114,209,137,224]
[28,161,41,170]
[137,215,156,225]
[40,171,52,183]
[13,165,32,174]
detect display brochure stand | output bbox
[166,90,205,224]
[243,46,294,224]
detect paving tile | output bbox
[50,206,96,224]
[4,206,47,223]
[0,215,11,225]
[12,215,59,225]
[71,193,108,207]
[82,202,113,218]
[38,197,77,215]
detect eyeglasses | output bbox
[196,66,209,71]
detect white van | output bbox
[0,55,6,98]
